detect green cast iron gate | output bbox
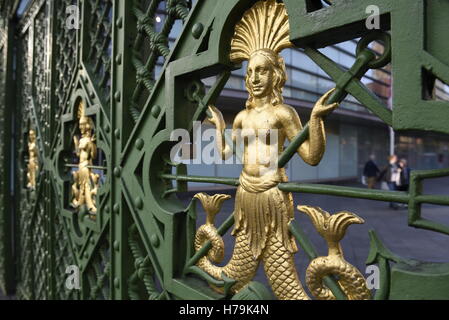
[0,0,449,299]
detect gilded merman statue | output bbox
[71,101,100,216]
[27,129,38,189]
[194,0,370,300]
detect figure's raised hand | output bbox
[311,88,339,118]
[205,105,225,130]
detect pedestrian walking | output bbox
[398,158,411,192]
[380,155,401,209]
[363,154,380,189]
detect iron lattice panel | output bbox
[33,3,51,153]
[84,0,113,104]
[52,214,79,300]
[54,0,78,113]
[129,0,189,121]
[31,199,50,300]
[127,224,162,300]
[84,235,111,300]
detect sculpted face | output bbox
[247,53,274,99]
[79,117,90,135]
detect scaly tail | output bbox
[194,193,259,294]
[195,229,259,293]
[306,256,370,300]
[262,234,310,300]
[298,205,371,300]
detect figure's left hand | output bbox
[311,88,339,118]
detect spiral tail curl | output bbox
[298,205,371,300]
[194,193,259,294]
[194,230,258,294]
[306,256,371,300]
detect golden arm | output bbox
[282,89,339,166]
[205,105,241,161]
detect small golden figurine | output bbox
[27,129,38,189]
[194,0,369,300]
[71,100,100,216]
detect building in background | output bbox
[154,6,449,189]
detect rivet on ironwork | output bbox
[114,167,121,178]
[113,204,120,214]
[116,54,122,65]
[134,197,143,210]
[114,277,120,289]
[114,91,121,102]
[84,252,89,259]
[114,129,120,139]
[151,105,161,118]
[113,241,120,251]
[192,23,204,39]
[90,237,95,245]
[103,124,110,133]
[135,139,144,150]
[150,234,160,248]
[116,17,123,28]
[90,91,95,99]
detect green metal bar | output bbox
[289,221,348,300]
[415,195,449,206]
[303,45,393,126]
[279,182,410,203]
[160,173,239,187]
[191,71,231,124]
[278,49,376,168]
[411,168,449,179]
[65,164,107,170]
[162,174,449,208]
[410,219,449,235]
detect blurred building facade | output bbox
[161,8,449,188]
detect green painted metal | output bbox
[0,4,15,295]
[0,0,448,300]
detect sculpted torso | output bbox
[207,51,338,177]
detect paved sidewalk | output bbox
[185,176,449,296]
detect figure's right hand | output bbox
[205,105,225,129]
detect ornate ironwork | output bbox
[0,0,448,300]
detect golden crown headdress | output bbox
[77,100,86,119]
[230,0,293,63]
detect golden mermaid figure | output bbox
[71,101,100,215]
[194,0,371,300]
[198,0,336,299]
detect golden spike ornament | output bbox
[298,205,372,300]
[192,0,366,300]
[71,100,100,217]
[26,129,38,189]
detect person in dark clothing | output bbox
[380,155,401,209]
[398,158,411,192]
[363,154,380,189]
